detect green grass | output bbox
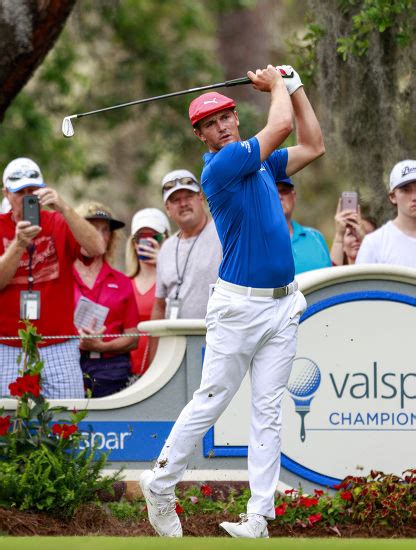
[0,538,414,549]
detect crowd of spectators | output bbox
[1,155,415,399]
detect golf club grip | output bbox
[225,70,294,88]
[224,77,251,87]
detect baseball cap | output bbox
[3,157,45,192]
[161,169,200,203]
[276,176,294,187]
[131,208,171,236]
[189,92,236,126]
[389,160,416,191]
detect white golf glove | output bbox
[276,65,303,95]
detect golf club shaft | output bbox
[72,76,252,120]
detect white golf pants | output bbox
[149,284,307,519]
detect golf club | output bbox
[62,68,294,137]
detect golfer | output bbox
[140,64,325,538]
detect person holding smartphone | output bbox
[125,208,170,377]
[0,157,105,399]
[330,193,376,266]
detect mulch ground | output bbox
[0,506,415,538]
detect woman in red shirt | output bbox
[125,208,170,376]
[73,202,139,397]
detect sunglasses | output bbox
[162,176,198,193]
[7,170,40,181]
[133,232,164,244]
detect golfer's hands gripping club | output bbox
[247,65,287,93]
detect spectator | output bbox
[126,208,170,377]
[73,202,139,397]
[149,169,222,362]
[330,201,376,265]
[151,169,222,320]
[0,157,105,399]
[356,160,416,267]
[276,176,332,273]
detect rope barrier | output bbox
[0,332,148,341]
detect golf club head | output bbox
[62,116,75,138]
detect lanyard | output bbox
[27,243,35,292]
[174,219,207,300]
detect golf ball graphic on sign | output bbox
[287,357,321,442]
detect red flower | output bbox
[9,373,41,398]
[299,496,318,508]
[308,512,322,525]
[201,484,213,497]
[340,490,353,501]
[275,502,287,516]
[0,415,11,436]
[284,489,296,495]
[175,502,184,514]
[314,489,324,497]
[333,480,349,490]
[52,423,78,439]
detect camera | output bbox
[22,195,40,226]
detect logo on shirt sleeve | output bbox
[240,140,251,153]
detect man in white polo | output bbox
[356,159,416,267]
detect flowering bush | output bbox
[107,473,416,532]
[0,321,120,518]
[272,470,416,529]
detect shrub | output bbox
[0,321,120,518]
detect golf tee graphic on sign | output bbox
[287,358,321,442]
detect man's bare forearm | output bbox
[60,203,105,257]
[0,239,26,290]
[286,88,325,175]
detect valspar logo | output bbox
[281,293,416,483]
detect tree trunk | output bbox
[216,0,277,108]
[0,0,77,121]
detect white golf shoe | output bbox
[220,513,269,538]
[139,470,182,537]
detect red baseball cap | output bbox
[189,92,236,126]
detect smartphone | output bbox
[22,195,40,226]
[340,191,358,212]
[138,238,153,261]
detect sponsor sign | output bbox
[207,291,416,486]
[78,420,174,461]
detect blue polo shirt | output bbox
[201,137,294,288]
[291,220,332,274]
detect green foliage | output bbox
[107,500,142,521]
[273,470,416,528]
[337,0,415,59]
[0,322,120,519]
[334,470,416,527]
[0,442,115,519]
[108,472,416,528]
[286,20,326,87]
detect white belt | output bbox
[217,278,298,299]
